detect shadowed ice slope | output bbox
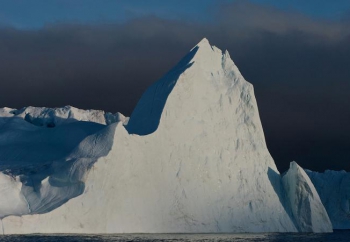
[0,38,331,233]
[0,113,118,219]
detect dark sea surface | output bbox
[0,231,349,242]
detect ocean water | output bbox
[0,231,349,242]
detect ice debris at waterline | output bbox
[0,38,344,234]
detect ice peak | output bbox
[195,37,210,48]
[187,38,229,73]
[190,38,214,55]
[127,38,247,135]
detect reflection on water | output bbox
[0,230,349,242]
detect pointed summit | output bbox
[191,37,211,50]
[188,38,234,74]
[127,38,248,136]
[198,37,209,44]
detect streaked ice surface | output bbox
[1,231,349,242]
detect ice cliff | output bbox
[306,169,350,229]
[0,38,335,234]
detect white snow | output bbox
[0,38,334,234]
[0,105,128,127]
[306,169,350,229]
[282,161,333,232]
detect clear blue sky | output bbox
[0,0,349,29]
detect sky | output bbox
[1,0,350,28]
[0,0,349,172]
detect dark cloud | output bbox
[0,1,349,172]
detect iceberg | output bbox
[0,38,333,234]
